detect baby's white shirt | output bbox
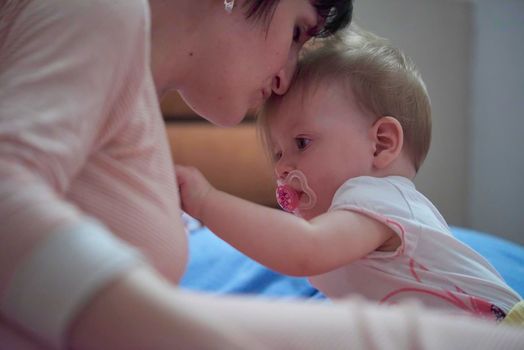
[309,176,521,320]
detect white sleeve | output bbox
[329,176,419,258]
[0,219,144,349]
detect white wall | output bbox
[353,0,524,244]
[353,0,472,228]
[469,0,524,244]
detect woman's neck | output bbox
[148,0,209,98]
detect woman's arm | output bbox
[73,270,524,350]
[68,266,259,350]
[176,165,395,276]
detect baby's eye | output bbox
[295,137,311,150]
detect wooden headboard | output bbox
[163,91,277,207]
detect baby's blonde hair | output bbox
[259,25,432,171]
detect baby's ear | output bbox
[370,116,404,169]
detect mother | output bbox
[0,0,352,349]
[2,1,523,350]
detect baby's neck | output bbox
[374,153,417,180]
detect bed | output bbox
[180,218,524,298]
[163,93,524,300]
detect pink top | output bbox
[310,176,521,321]
[0,0,186,347]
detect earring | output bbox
[224,0,234,13]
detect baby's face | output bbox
[268,83,376,219]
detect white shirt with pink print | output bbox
[309,176,521,321]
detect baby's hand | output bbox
[175,165,214,220]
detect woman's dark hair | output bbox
[243,0,353,38]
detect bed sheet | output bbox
[180,221,524,299]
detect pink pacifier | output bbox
[276,170,317,215]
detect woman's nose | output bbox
[271,53,298,95]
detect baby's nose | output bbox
[275,165,291,181]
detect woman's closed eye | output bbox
[293,25,315,44]
[295,137,311,150]
[294,24,314,44]
[293,26,302,43]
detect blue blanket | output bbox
[180,223,524,298]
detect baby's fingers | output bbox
[174,164,196,185]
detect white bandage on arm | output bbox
[0,219,144,349]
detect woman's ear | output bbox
[370,116,404,169]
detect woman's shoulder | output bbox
[1,0,151,72]
[7,0,149,43]
[52,0,148,37]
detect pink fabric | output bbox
[0,0,186,346]
[310,176,521,321]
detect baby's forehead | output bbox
[261,78,356,139]
[266,108,301,136]
[269,78,350,119]
[268,83,320,118]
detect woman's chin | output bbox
[179,94,248,127]
[203,105,250,127]
[214,115,247,127]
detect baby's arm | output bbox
[176,165,397,276]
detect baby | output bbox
[176,27,521,321]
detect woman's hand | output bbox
[175,165,215,220]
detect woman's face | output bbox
[177,0,319,126]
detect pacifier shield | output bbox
[276,184,300,213]
[275,170,317,214]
